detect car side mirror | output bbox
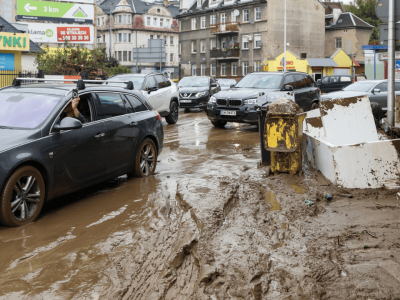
[284,85,294,91]
[148,86,158,94]
[211,83,217,87]
[53,117,82,132]
[230,84,235,88]
[373,89,381,94]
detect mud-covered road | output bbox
[1,111,400,299]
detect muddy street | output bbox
[1,111,400,300]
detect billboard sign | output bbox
[0,32,30,51]
[17,0,94,24]
[0,53,15,71]
[27,23,94,44]
[57,0,94,3]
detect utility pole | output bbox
[109,11,112,59]
[136,28,138,73]
[284,0,287,72]
[388,0,395,126]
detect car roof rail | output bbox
[12,78,135,90]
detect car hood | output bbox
[179,87,209,94]
[0,129,41,153]
[214,88,280,100]
[321,91,369,100]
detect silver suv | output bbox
[106,73,179,124]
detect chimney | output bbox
[332,8,341,23]
[164,0,168,7]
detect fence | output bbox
[0,70,42,89]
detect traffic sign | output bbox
[396,60,400,68]
[16,0,94,24]
[376,0,400,23]
[379,23,400,46]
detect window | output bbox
[242,35,249,49]
[294,74,306,89]
[97,18,100,26]
[170,36,174,45]
[153,18,157,26]
[197,0,201,7]
[150,35,153,39]
[211,63,216,76]
[301,53,307,58]
[192,64,197,76]
[164,36,167,45]
[129,51,131,61]
[231,11,237,23]
[201,40,206,52]
[232,62,238,76]
[254,34,261,48]
[221,63,226,76]
[118,33,122,42]
[147,17,151,26]
[160,18,164,27]
[128,34,131,42]
[221,13,226,24]
[97,93,126,119]
[283,75,296,89]
[255,7,261,21]
[124,95,148,113]
[166,19,171,27]
[122,51,127,61]
[329,76,340,83]
[155,75,167,89]
[375,82,388,92]
[243,9,249,22]
[201,16,206,28]
[123,15,127,23]
[123,33,127,42]
[191,41,197,53]
[192,18,197,30]
[170,53,174,62]
[243,62,249,75]
[210,38,216,49]
[145,76,157,90]
[119,15,122,23]
[221,38,226,49]
[340,76,352,82]
[335,38,342,49]
[201,64,206,76]
[254,61,261,72]
[210,15,216,26]
[118,51,122,61]
[157,35,160,39]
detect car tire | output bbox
[165,101,179,124]
[0,166,45,227]
[310,102,319,110]
[184,108,190,113]
[132,138,158,177]
[211,120,227,128]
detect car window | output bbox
[155,75,167,89]
[163,76,172,87]
[395,82,400,91]
[343,81,377,92]
[330,76,340,83]
[283,75,296,89]
[341,76,352,82]
[105,76,145,89]
[97,93,126,119]
[145,76,157,90]
[124,94,149,112]
[304,75,314,87]
[375,83,388,92]
[321,77,330,84]
[294,74,306,89]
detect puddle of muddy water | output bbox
[292,184,307,194]
[265,191,281,211]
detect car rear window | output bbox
[124,94,149,112]
[0,93,60,129]
[341,76,352,82]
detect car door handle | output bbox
[130,121,138,127]
[95,133,105,138]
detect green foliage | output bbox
[35,44,124,77]
[106,65,132,77]
[345,0,382,44]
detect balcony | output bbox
[210,22,240,35]
[210,48,240,60]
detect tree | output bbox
[345,0,381,44]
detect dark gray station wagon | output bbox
[0,79,163,227]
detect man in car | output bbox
[62,97,88,124]
[96,69,108,81]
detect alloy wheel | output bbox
[10,175,41,221]
[140,143,156,176]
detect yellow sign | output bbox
[0,32,30,51]
[263,59,268,65]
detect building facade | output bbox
[98,0,180,77]
[177,0,325,79]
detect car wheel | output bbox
[184,108,190,113]
[165,101,179,124]
[310,102,319,110]
[133,138,158,177]
[0,166,45,227]
[211,120,227,128]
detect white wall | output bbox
[21,54,37,72]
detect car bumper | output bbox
[206,103,259,124]
[179,96,209,108]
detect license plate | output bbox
[220,110,236,116]
[181,100,192,103]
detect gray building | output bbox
[177,0,326,79]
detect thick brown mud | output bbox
[1,111,400,299]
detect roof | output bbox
[326,12,374,30]
[308,58,338,67]
[99,0,179,17]
[0,16,43,54]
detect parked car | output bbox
[316,75,353,93]
[217,78,237,91]
[178,76,220,112]
[106,73,179,124]
[207,72,321,127]
[0,79,164,227]
[321,79,400,110]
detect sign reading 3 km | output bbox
[17,0,94,24]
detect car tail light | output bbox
[155,111,162,122]
[318,87,321,93]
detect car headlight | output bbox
[209,96,217,103]
[243,98,258,105]
[195,91,207,97]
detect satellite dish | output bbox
[250,19,255,24]
[234,9,239,16]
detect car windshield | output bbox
[218,80,236,87]
[236,74,283,89]
[343,81,377,92]
[178,77,209,87]
[105,76,145,89]
[0,93,60,129]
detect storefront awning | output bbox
[307,58,338,67]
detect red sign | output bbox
[280,61,294,66]
[57,27,91,42]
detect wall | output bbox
[331,48,353,75]
[364,50,386,80]
[267,51,310,73]
[0,0,17,23]
[21,53,37,71]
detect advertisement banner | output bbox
[17,0,94,24]
[0,32,30,51]
[0,53,15,71]
[57,0,94,3]
[27,23,94,44]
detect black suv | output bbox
[316,75,353,93]
[207,72,320,127]
[178,76,220,112]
